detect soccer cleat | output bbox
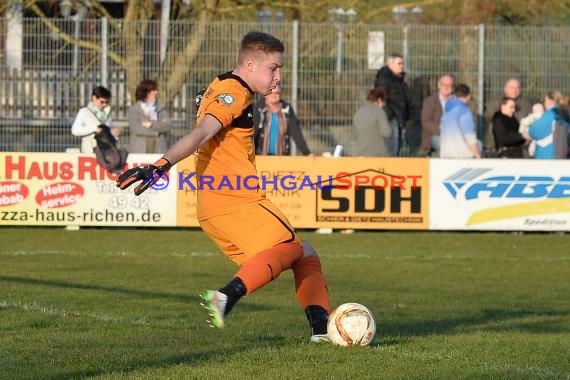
[200,290,227,328]
[310,334,331,344]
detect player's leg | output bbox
[199,200,303,327]
[234,241,303,293]
[294,240,330,342]
[198,220,243,328]
[203,241,303,327]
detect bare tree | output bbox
[0,0,225,106]
[1,0,568,106]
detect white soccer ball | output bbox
[327,303,376,347]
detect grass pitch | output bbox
[0,228,569,380]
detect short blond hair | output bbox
[237,31,285,64]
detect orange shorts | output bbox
[199,198,301,266]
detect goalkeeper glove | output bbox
[116,157,172,195]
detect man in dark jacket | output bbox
[253,86,312,156]
[374,53,412,156]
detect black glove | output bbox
[116,157,172,195]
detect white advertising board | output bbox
[430,159,570,231]
[367,31,385,70]
[0,153,177,227]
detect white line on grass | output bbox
[0,250,76,256]
[104,251,136,256]
[155,251,218,257]
[382,254,570,262]
[481,361,558,378]
[102,251,218,258]
[1,250,218,258]
[0,300,148,325]
[331,254,570,262]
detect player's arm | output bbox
[116,115,222,195]
[163,115,222,165]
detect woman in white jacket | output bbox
[71,86,120,153]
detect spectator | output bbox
[128,79,173,154]
[492,97,528,158]
[519,103,545,157]
[420,74,454,156]
[528,90,570,159]
[373,53,412,156]
[484,78,531,153]
[253,85,311,156]
[353,87,391,156]
[72,86,119,153]
[440,84,481,159]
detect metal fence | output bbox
[1,18,569,155]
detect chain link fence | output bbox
[1,18,569,155]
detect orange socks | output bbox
[234,242,329,314]
[235,242,303,295]
[292,255,329,313]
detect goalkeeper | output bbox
[116,31,330,343]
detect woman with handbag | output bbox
[71,86,121,153]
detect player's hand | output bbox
[116,158,172,195]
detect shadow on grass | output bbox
[0,274,272,314]
[0,274,200,302]
[44,341,288,380]
[376,308,570,347]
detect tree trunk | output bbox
[123,0,154,99]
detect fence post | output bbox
[290,20,299,156]
[477,23,485,139]
[6,1,23,70]
[101,17,108,87]
[402,25,409,69]
[291,20,299,112]
[160,0,171,64]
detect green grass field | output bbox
[1,228,569,380]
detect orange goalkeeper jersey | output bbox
[195,72,263,220]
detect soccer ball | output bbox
[327,303,376,347]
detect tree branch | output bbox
[27,2,126,66]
